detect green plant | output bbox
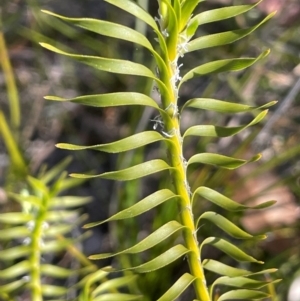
[3,0,281,299]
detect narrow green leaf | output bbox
[50,196,92,208]
[41,10,168,79]
[0,226,30,240]
[180,0,205,31]
[93,294,142,301]
[40,156,72,184]
[188,153,261,170]
[41,264,73,278]
[157,273,196,301]
[105,245,190,273]
[187,1,262,36]
[201,237,263,263]
[181,98,276,113]
[179,50,269,86]
[40,43,169,98]
[90,221,185,259]
[71,159,172,180]
[0,245,30,261]
[184,110,268,139]
[192,186,276,210]
[0,261,30,279]
[0,279,27,294]
[92,275,138,296]
[0,212,32,224]
[202,259,251,277]
[45,210,78,222]
[212,276,279,291]
[105,0,168,57]
[218,289,269,301]
[57,131,165,153]
[84,189,178,228]
[187,13,274,52]
[42,284,67,297]
[197,212,264,239]
[44,93,167,118]
[44,224,73,237]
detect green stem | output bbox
[158,4,211,300]
[29,195,47,301]
[0,15,20,132]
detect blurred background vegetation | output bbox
[0,0,300,300]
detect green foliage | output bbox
[39,0,280,300]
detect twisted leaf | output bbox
[105,245,190,273]
[71,159,173,180]
[181,98,276,114]
[218,289,269,301]
[188,153,261,170]
[84,189,178,228]
[180,50,269,86]
[90,221,185,259]
[184,110,268,138]
[201,237,263,263]
[192,186,276,210]
[57,131,166,153]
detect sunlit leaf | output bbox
[201,237,263,263]
[181,98,276,114]
[196,211,265,239]
[0,261,30,279]
[157,273,196,301]
[57,131,166,153]
[180,50,269,86]
[90,221,185,259]
[218,289,269,301]
[188,153,261,170]
[84,189,178,228]
[71,159,173,180]
[187,13,274,52]
[192,186,276,210]
[184,110,268,139]
[104,245,190,273]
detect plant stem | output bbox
[159,43,211,301]
[0,13,20,132]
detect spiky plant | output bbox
[40,0,279,300]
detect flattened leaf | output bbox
[71,159,172,180]
[183,110,268,139]
[192,186,276,210]
[181,98,276,113]
[84,189,178,228]
[212,276,279,291]
[0,212,32,224]
[0,245,30,261]
[196,212,264,239]
[50,196,92,208]
[45,92,159,109]
[89,221,185,259]
[42,284,67,297]
[187,14,274,53]
[105,0,168,56]
[92,275,138,296]
[157,273,196,301]
[41,264,73,278]
[202,259,251,277]
[57,131,165,153]
[218,289,269,301]
[187,1,262,36]
[0,279,27,294]
[201,237,263,263]
[40,43,169,98]
[105,245,190,273]
[0,261,30,279]
[0,226,30,240]
[187,153,261,169]
[179,50,269,86]
[93,294,142,301]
